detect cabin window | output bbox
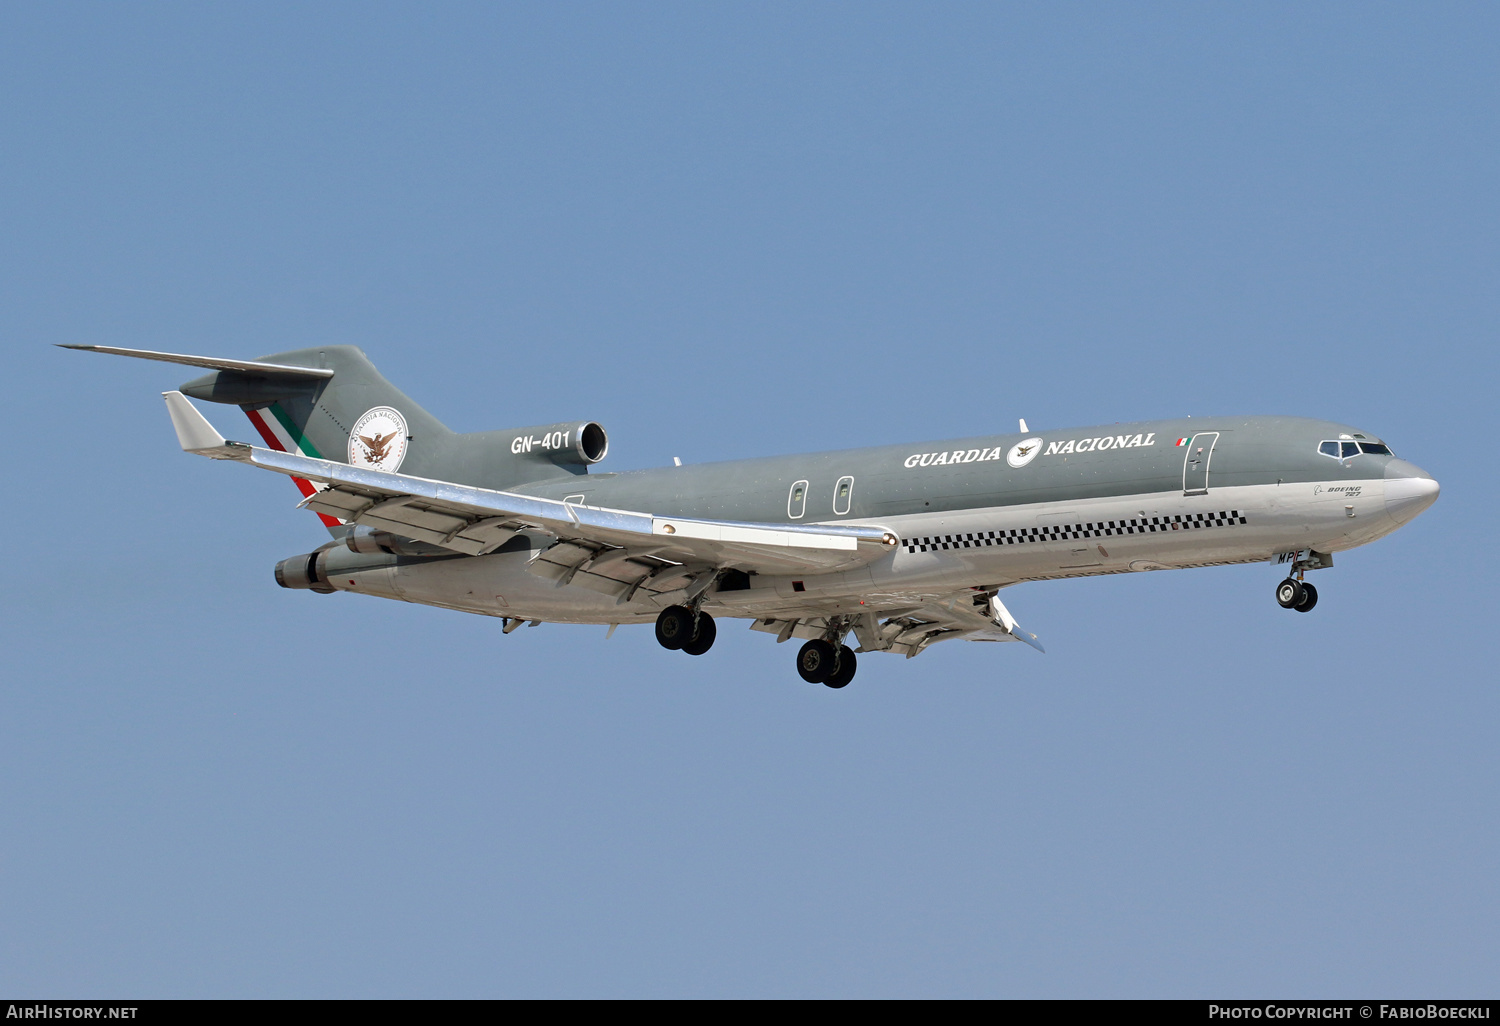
[1318,441,1340,459]
[1358,441,1393,456]
[833,476,854,515]
[1341,441,1360,459]
[787,480,808,519]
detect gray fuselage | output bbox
[324,414,1438,626]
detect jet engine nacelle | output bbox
[275,543,411,593]
[505,421,608,466]
[274,548,336,593]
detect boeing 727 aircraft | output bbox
[66,344,1440,688]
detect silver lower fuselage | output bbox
[318,464,1438,626]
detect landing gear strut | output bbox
[1275,577,1319,613]
[796,639,858,688]
[655,605,717,654]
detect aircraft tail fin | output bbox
[68,343,598,534]
[67,345,452,533]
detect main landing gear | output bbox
[796,639,858,688]
[1275,577,1319,613]
[655,605,717,655]
[655,605,860,687]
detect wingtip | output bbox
[162,390,228,453]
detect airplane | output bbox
[64,343,1440,688]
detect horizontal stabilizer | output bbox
[60,344,334,380]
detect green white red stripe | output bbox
[1175,436,1192,447]
[243,404,342,527]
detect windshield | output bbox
[1318,439,1396,460]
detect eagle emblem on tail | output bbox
[358,430,397,464]
[348,407,410,472]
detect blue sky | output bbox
[2,3,1496,997]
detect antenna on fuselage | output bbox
[1019,419,1029,433]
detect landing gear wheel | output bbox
[823,646,857,689]
[681,613,717,655]
[797,639,838,683]
[1294,582,1318,613]
[1275,578,1306,609]
[655,605,694,650]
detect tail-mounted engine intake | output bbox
[506,421,608,466]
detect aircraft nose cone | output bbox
[1384,459,1440,526]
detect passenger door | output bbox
[1182,432,1220,496]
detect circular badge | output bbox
[1006,437,1044,468]
[349,407,409,473]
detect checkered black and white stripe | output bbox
[903,510,1248,554]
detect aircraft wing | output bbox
[163,391,897,576]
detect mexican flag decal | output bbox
[1175,436,1192,447]
[243,404,342,527]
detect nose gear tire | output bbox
[1276,579,1306,609]
[1294,582,1318,612]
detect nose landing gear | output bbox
[1275,577,1319,613]
[1275,578,1303,608]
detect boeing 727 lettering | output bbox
[65,344,1440,688]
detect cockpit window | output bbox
[1319,439,1396,460]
